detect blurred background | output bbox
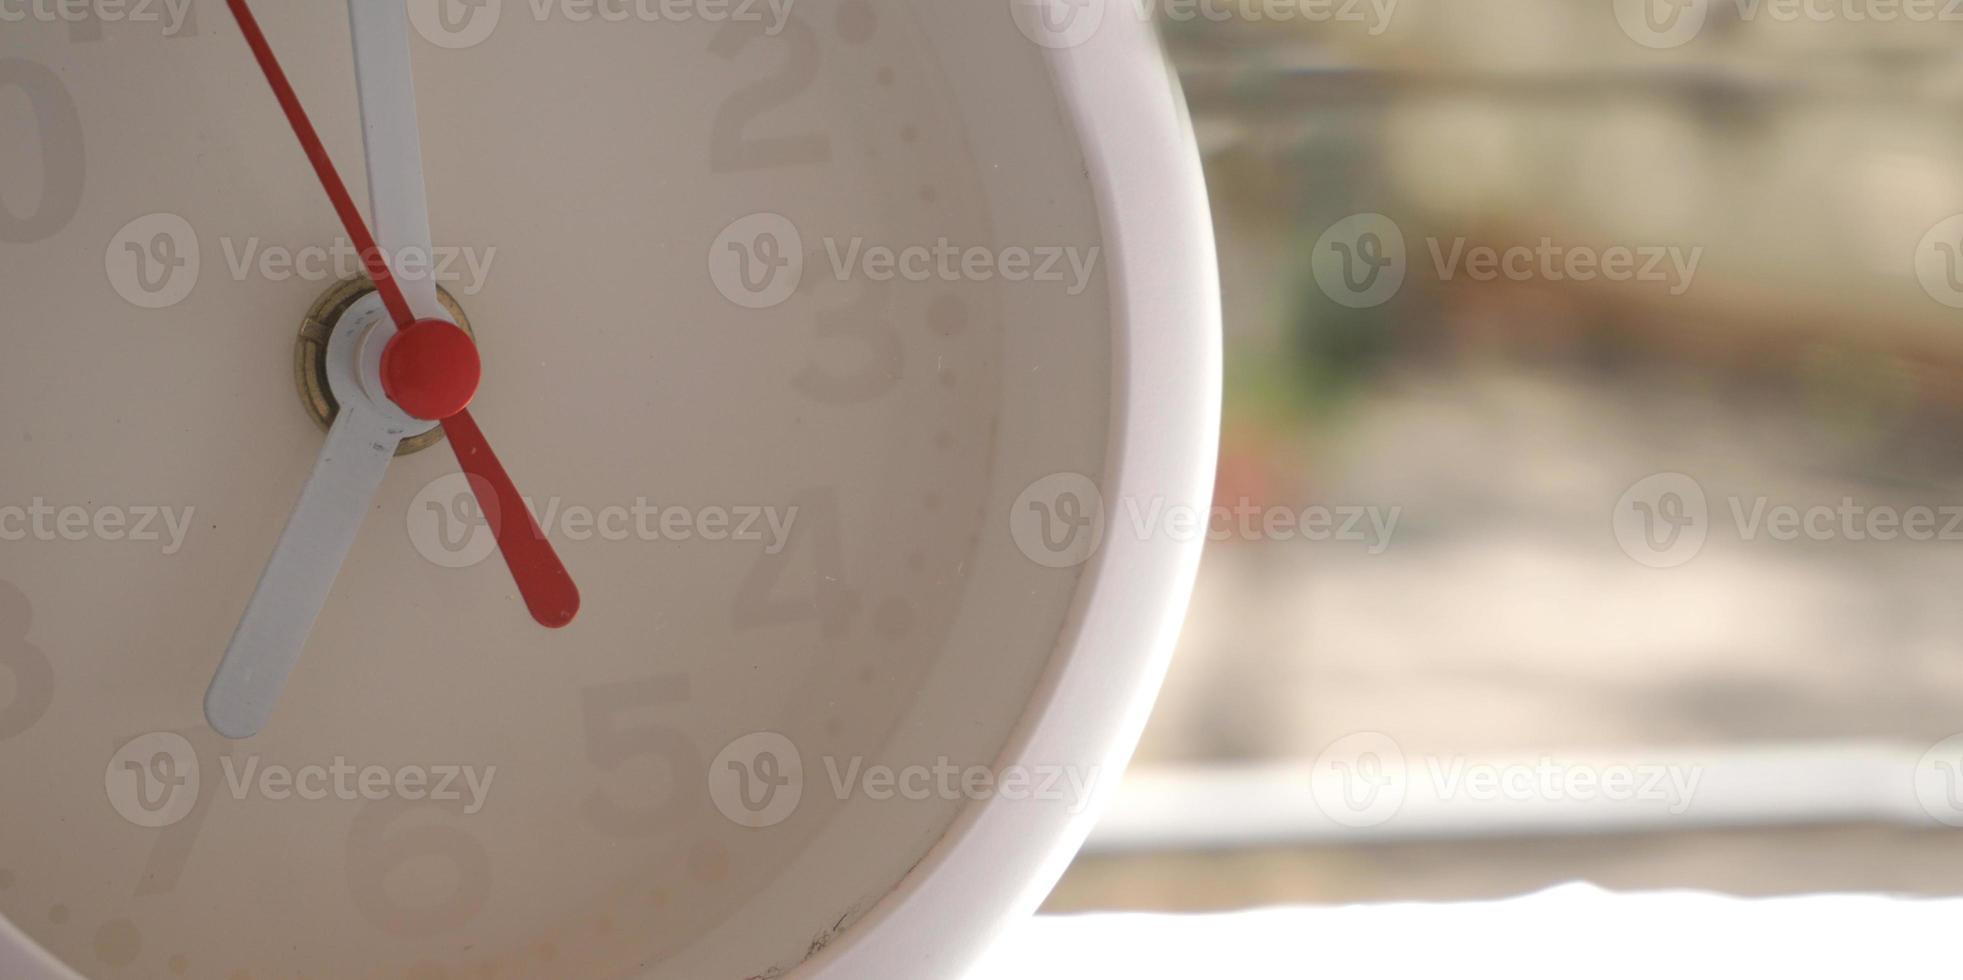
[1047,1,1963,911]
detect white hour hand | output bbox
[204,401,403,739]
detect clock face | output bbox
[0,2,1114,977]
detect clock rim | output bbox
[0,10,1221,979]
[786,13,1221,980]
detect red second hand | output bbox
[224,0,580,629]
[444,411,581,628]
[224,0,413,329]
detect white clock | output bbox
[0,0,1218,977]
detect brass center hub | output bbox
[294,277,477,456]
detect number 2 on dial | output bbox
[707,16,832,174]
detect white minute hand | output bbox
[348,0,444,323]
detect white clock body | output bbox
[0,1,1217,977]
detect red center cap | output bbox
[380,319,482,422]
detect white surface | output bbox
[1090,744,1951,851]
[973,885,1960,979]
